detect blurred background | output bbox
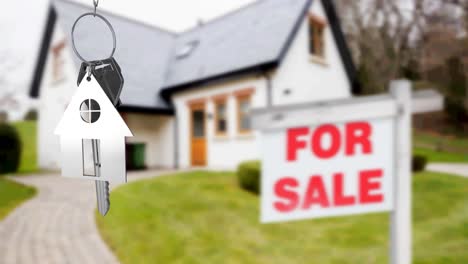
[0,0,467,263]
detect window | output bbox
[308,14,326,58]
[80,99,101,123]
[82,139,100,177]
[192,109,205,138]
[176,40,200,59]
[52,39,66,83]
[236,93,253,134]
[214,98,228,136]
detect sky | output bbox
[0,0,256,95]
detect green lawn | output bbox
[413,130,468,163]
[97,171,468,264]
[414,147,468,163]
[414,130,468,151]
[13,121,38,174]
[0,177,36,220]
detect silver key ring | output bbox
[71,12,116,64]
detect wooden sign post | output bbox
[251,80,443,264]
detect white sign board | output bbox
[252,81,444,264]
[261,119,394,223]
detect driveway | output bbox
[427,163,468,178]
[0,170,173,264]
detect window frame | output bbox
[52,39,66,83]
[308,14,327,59]
[80,99,101,123]
[213,96,228,136]
[234,88,254,135]
[187,99,207,140]
[82,138,100,177]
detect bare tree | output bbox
[336,0,463,94]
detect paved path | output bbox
[427,163,468,178]
[0,170,173,264]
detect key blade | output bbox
[96,180,110,216]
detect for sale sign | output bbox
[260,119,394,223]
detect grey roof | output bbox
[39,0,358,113]
[54,0,176,110]
[166,0,310,88]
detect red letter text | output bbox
[359,169,383,204]
[287,127,309,161]
[274,177,299,212]
[345,122,372,156]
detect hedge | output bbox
[0,124,21,174]
[237,160,261,194]
[412,154,428,172]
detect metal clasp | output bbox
[93,0,99,16]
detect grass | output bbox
[13,121,38,174]
[414,147,468,163]
[413,130,468,150]
[413,130,468,163]
[97,171,468,264]
[0,177,36,220]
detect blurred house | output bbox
[0,91,36,122]
[30,0,359,170]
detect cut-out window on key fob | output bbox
[80,99,101,123]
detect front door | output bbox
[190,103,207,166]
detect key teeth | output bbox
[96,181,111,216]
[100,182,110,216]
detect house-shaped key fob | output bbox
[54,75,133,183]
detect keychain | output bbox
[55,0,133,216]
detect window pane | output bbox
[80,99,90,111]
[89,99,100,111]
[82,139,100,177]
[239,99,251,131]
[309,23,315,54]
[241,116,251,131]
[81,111,91,123]
[216,103,227,133]
[240,100,250,114]
[218,119,227,132]
[192,110,205,138]
[217,103,226,119]
[90,112,101,123]
[318,27,324,56]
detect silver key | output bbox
[91,138,110,216]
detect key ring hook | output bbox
[71,12,116,64]
[93,0,99,16]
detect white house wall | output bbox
[171,1,353,170]
[38,24,79,170]
[124,113,175,168]
[173,76,267,169]
[271,0,351,106]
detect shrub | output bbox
[0,124,22,174]
[237,160,261,194]
[24,110,38,121]
[412,155,427,172]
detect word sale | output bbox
[273,122,385,213]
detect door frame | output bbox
[188,99,207,166]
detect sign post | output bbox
[251,80,443,264]
[390,80,412,264]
